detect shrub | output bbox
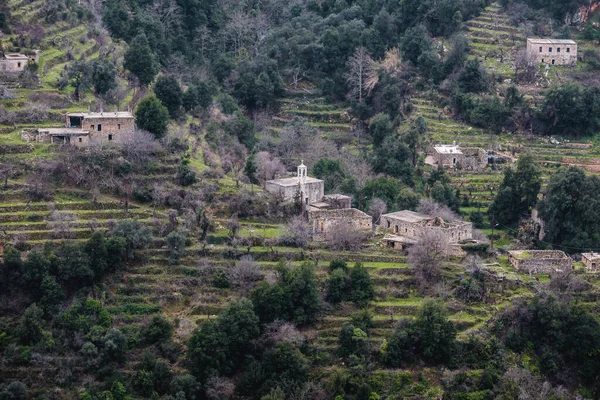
[166,229,187,265]
[143,315,173,344]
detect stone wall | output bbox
[308,208,372,241]
[462,147,488,170]
[508,250,572,273]
[380,216,472,243]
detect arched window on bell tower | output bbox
[297,161,307,178]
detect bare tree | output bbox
[205,376,235,400]
[151,184,166,217]
[408,230,450,290]
[226,214,240,243]
[279,216,311,247]
[417,199,458,221]
[0,162,16,188]
[514,49,538,83]
[340,152,374,209]
[344,46,374,103]
[256,151,286,187]
[120,130,162,164]
[329,222,369,251]
[47,208,79,239]
[368,198,387,224]
[263,321,305,346]
[220,142,247,188]
[227,255,263,295]
[151,0,182,37]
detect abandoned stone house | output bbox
[308,198,372,242]
[526,38,577,66]
[0,51,39,73]
[432,143,487,170]
[265,162,324,207]
[380,210,473,243]
[508,250,573,274]
[32,111,135,146]
[581,252,600,272]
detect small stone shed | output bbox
[432,143,487,170]
[265,163,324,206]
[526,38,577,66]
[433,144,464,168]
[581,252,600,272]
[380,210,473,243]
[0,52,39,73]
[508,250,573,274]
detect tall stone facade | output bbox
[34,112,135,146]
[526,38,577,66]
[380,210,473,243]
[508,250,572,274]
[265,163,324,207]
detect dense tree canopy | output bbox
[538,166,600,251]
[488,154,541,226]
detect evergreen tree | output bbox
[124,34,160,86]
[488,154,541,226]
[154,75,183,118]
[135,95,170,138]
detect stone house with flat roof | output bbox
[0,51,39,73]
[526,38,577,66]
[432,143,487,170]
[582,252,600,272]
[508,250,572,274]
[32,111,135,146]
[380,210,473,243]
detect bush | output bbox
[135,95,170,138]
[166,229,187,265]
[326,268,348,304]
[143,315,173,344]
[109,219,152,259]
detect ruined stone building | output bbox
[265,162,324,207]
[432,143,487,170]
[526,38,577,66]
[0,51,39,73]
[508,250,572,274]
[582,252,600,272]
[32,111,135,146]
[308,196,372,242]
[380,210,473,243]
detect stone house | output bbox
[526,38,577,66]
[433,144,464,168]
[0,51,39,73]
[379,210,473,243]
[432,143,487,170]
[265,162,324,207]
[581,252,600,272]
[308,205,372,242]
[34,111,135,146]
[508,250,572,274]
